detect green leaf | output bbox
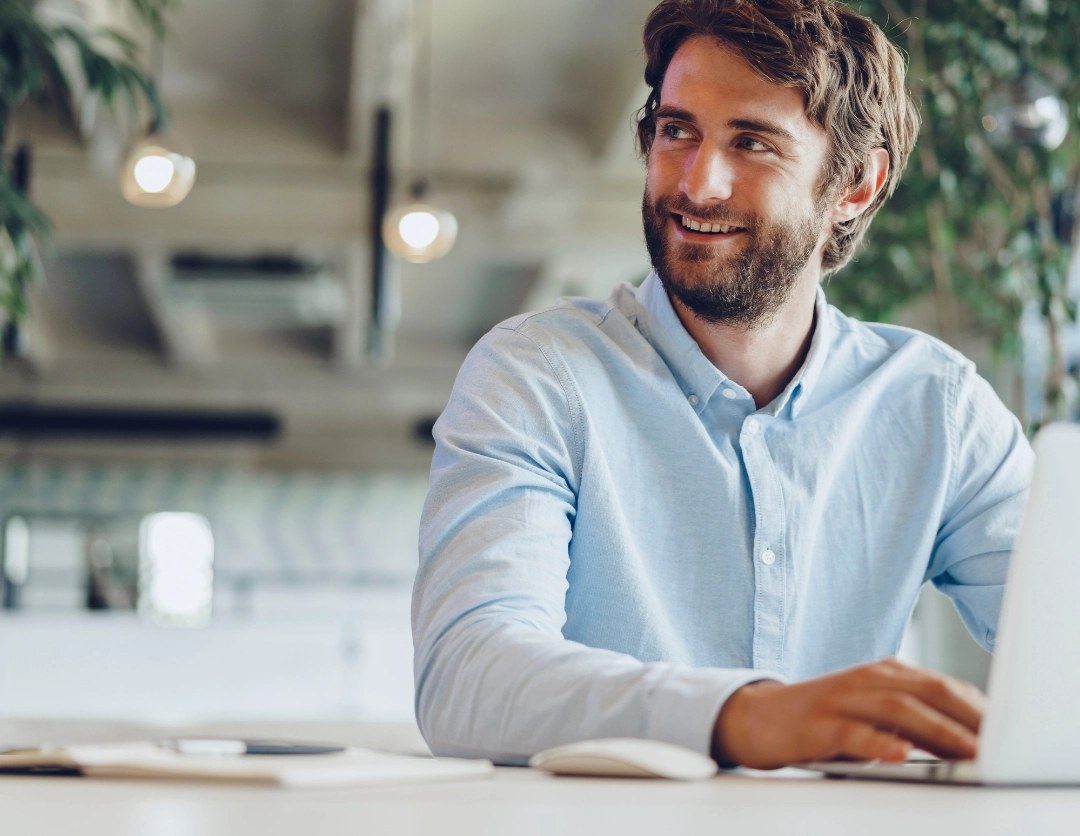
[0,0,177,343]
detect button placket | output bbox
[741,417,786,672]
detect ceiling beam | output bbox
[32,173,366,247]
[332,240,371,369]
[343,0,420,366]
[346,0,417,162]
[134,248,218,367]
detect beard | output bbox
[642,189,826,329]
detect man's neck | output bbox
[668,274,819,408]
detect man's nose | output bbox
[679,145,734,204]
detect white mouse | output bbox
[528,738,718,780]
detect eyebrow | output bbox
[728,118,801,146]
[653,107,801,146]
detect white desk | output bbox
[0,719,1078,835]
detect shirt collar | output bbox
[632,271,832,418]
[786,284,832,418]
[633,272,728,411]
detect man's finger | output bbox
[839,690,978,760]
[855,660,985,733]
[898,673,984,733]
[831,720,912,762]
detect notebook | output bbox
[0,742,494,789]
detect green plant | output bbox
[832,0,1080,425]
[0,0,174,354]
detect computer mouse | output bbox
[528,738,719,780]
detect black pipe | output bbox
[0,403,281,441]
[369,107,393,359]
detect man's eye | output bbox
[739,137,772,152]
[662,123,693,140]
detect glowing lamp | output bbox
[120,132,196,207]
[382,202,458,263]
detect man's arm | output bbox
[929,361,1034,649]
[412,324,772,764]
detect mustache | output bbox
[649,193,757,231]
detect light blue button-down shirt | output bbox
[413,272,1033,765]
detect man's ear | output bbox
[831,148,890,224]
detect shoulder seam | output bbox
[597,304,619,328]
[495,299,609,334]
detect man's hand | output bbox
[712,658,986,769]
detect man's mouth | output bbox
[673,213,745,236]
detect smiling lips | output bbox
[675,214,744,235]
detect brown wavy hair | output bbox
[637,0,919,273]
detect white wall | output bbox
[0,587,415,723]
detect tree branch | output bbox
[882,0,958,344]
[966,133,1022,216]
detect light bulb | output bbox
[120,131,196,207]
[399,210,441,249]
[133,154,175,193]
[383,201,458,263]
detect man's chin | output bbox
[657,267,745,307]
[660,249,744,283]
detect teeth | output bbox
[681,216,736,234]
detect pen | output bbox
[158,739,346,756]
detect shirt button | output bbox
[761,549,776,565]
[687,394,699,406]
[745,417,760,434]
[722,388,737,400]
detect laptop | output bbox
[805,422,1080,785]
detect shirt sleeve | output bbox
[928,360,1035,652]
[412,323,776,765]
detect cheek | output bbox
[750,173,819,221]
[646,150,686,192]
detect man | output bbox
[413,0,1032,768]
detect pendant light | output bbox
[382,182,458,263]
[120,130,196,207]
[119,34,196,208]
[382,0,457,264]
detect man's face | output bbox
[643,37,834,327]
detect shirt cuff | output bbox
[645,667,786,758]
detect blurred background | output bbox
[0,0,1077,727]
